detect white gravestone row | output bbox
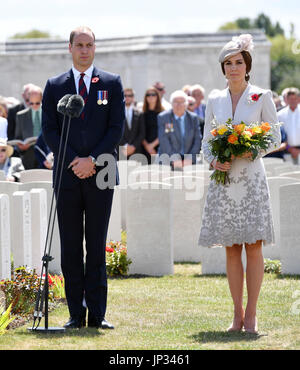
[0,181,58,278]
[0,194,11,280]
[266,177,300,260]
[280,183,300,275]
[263,162,300,177]
[20,181,61,274]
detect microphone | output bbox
[57,94,72,115]
[65,94,85,118]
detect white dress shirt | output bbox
[0,117,8,139]
[278,105,300,146]
[72,64,94,94]
[125,105,134,130]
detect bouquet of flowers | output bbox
[208,118,278,185]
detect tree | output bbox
[10,29,51,39]
[270,35,300,93]
[254,13,284,37]
[218,13,284,38]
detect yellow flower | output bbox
[217,125,228,135]
[252,126,262,134]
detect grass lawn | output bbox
[1,263,300,350]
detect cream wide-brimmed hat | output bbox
[0,138,14,157]
[218,34,254,63]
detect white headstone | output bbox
[11,191,32,269]
[279,171,300,180]
[30,189,48,274]
[263,158,284,164]
[0,194,11,280]
[163,175,206,262]
[107,185,122,242]
[128,167,172,185]
[266,177,300,260]
[273,165,299,176]
[19,169,53,183]
[126,182,174,276]
[263,163,295,177]
[0,182,20,264]
[19,182,61,274]
[201,246,247,275]
[280,183,300,274]
[117,160,141,230]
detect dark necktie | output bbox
[79,73,88,119]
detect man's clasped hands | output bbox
[68,156,96,179]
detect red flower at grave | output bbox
[106,247,114,253]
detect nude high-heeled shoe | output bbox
[227,318,244,332]
[244,317,259,335]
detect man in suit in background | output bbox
[191,84,206,120]
[15,85,43,169]
[157,90,202,170]
[119,88,145,160]
[42,26,125,330]
[7,83,36,141]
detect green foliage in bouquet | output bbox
[209,118,277,185]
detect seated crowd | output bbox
[0,81,299,182]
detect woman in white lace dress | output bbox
[198,34,281,334]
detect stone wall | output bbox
[0,30,271,102]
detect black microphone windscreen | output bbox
[65,95,85,118]
[57,94,72,115]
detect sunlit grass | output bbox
[1,263,299,350]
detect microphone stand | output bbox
[28,112,72,334]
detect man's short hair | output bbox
[69,26,95,45]
[190,84,205,95]
[282,87,300,98]
[170,90,188,104]
[29,86,43,98]
[124,88,135,96]
[286,87,300,97]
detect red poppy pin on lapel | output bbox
[247,93,263,105]
[92,77,99,83]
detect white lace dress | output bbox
[198,84,281,248]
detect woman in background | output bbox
[141,87,164,164]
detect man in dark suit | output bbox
[15,86,43,169]
[42,26,125,330]
[119,88,145,160]
[7,83,35,141]
[157,90,202,170]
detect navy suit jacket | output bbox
[42,67,125,189]
[157,109,202,163]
